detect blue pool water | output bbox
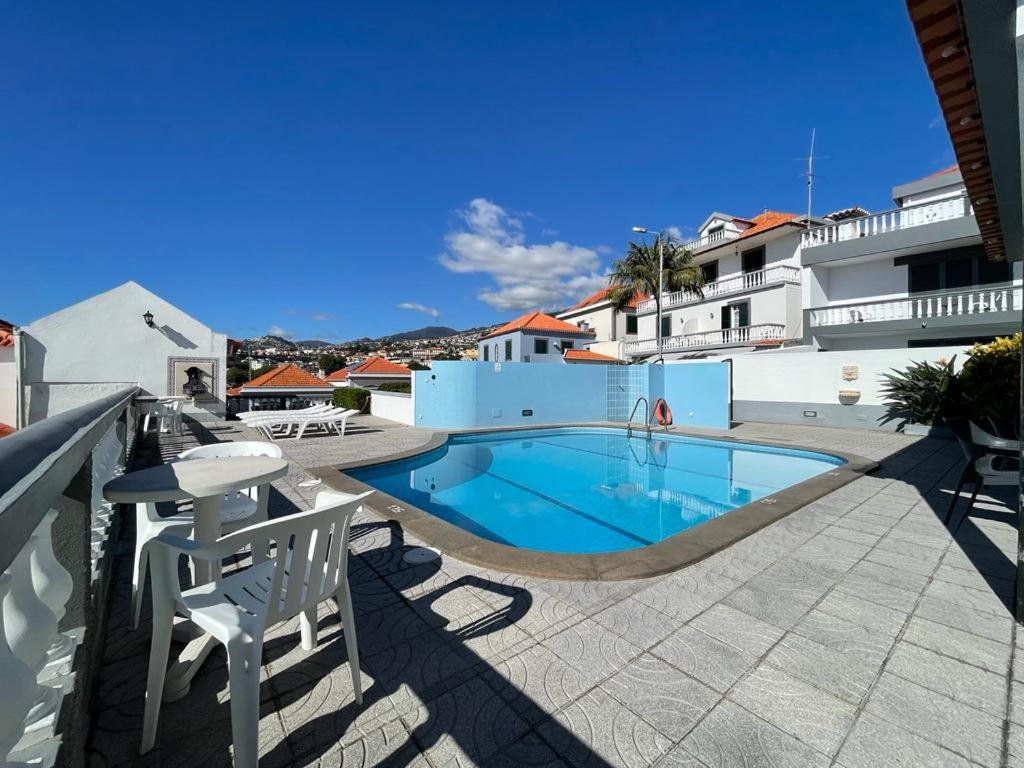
[349,428,844,554]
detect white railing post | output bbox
[0,574,38,763]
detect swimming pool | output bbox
[348,427,845,555]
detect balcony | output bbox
[800,195,978,265]
[681,228,739,252]
[636,265,801,314]
[624,323,786,356]
[808,282,1022,330]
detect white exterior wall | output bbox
[900,180,966,206]
[0,345,15,427]
[477,331,589,363]
[370,390,414,425]
[820,259,910,305]
[556,302,634,360]
[348,374,411,389]
[19,282,227,423]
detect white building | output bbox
[555,287,645,360]
[0,320,15,433]
[14,281,228,424]
[626,211,811,359]
[325,357,412,388]
[801,165,1022,350]
[478,311,597,363]
[228,363,334,415]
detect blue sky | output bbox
[2,2,954,340]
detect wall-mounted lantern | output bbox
[143,310,155,328]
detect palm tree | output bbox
[606,231,705,350]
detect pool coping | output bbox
[308,422,879,581]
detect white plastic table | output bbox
[103,456,288,699]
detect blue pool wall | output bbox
[413,361,731,430]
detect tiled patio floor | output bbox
[87,415,1021,767]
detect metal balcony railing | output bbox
[801,194,972,249]
[636,265,801,314]
[624,323,786,356]
[808,283,1022,328]
[0,388,138,767]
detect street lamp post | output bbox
[632,226,664,363]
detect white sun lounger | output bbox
[238,404,332,423]
[249,408,359,440]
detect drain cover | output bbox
[403,547,441,564]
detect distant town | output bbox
[229,323,499,384]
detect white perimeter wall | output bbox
[729,346,966,407]
[370,390,414,425]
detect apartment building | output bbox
[625,211,811,359]
[555,287,645,360]
[478,311,597,363]
[801,166,1022,350]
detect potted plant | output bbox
[958,333,1021,436]
[879,356,958,436]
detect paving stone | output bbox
[603,653,720,742]
[793,609,898,659]
[835,711,970,768]
[864,672,1003,767]
[651,744,712,768]
[763,633,882,705]
[902,615,1011,675]
[933,562,1015,600]
[401,675,530,766]
[536,580,638,616]
[923,576,1012,617]
[846,559,929,594]
[542,618,642,683]
[536,686,672,768]
[835,571,921,613]
[728,663,856,756]
[592,597,679,651]
[481,643,599,724]
[651,626,757,694]
[813,587,907,637]
[913,594,1014,644]
[885,641,1007,719]
[465,731,571,768]
[722,582,817,632]
[688,603,784,658]
[632,578,717,622]
[678,699,830,768]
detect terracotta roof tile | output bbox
[0,423,13,438]
[568,287,648,310]
[927,164,959,177]
[0,330,13,348]
[325,368,351,381]
[242,363,330,389]
[226,386,242,396]
[737,211,801,239]
[351,357,411,376]
[563,349,619,363]
[481,311,597,340]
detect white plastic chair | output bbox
[144,398,185,435]
[141,489,373,766]
[129,441,284,629]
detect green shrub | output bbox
[377,381,412,393]
[879,357,957,429]
[959,333,1021,430]
[332,387,370,412]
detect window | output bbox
[902,246,1012,293]
[707,224,725,236]
[909,263,941,293]
[625,315,638,334]
[660,315,672,338]
[700,260,719,284]
[561,340,574,351]
[504,339,513,360]
[482,345,489,361]
[721,302,750,329]
[534,338,548,355]
[979,258,1011,285]
[741,246,765,274]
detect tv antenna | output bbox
[801,128,824,222]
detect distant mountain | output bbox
[244,335,298,350]
[381,326,459,342]
[294,339,333,349]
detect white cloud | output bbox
[398,302,441,319]
[440,198,609,312]
[666,226,683,240]
[311,312,334,322]
[266,325,295,339]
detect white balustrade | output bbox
[0,387,136,766]
[801,194,972,249]
[624,323,786,356]
[0,574,39,763]
[637,265,801,314]
[809,283,1023,328]
[681,228,739,252]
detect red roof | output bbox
[481,311,598,341]
[350,357,411,377]
[737,211,801,240]
[568,287,648,311]
[927,164,959,177]
[0,330,12,348]
[241,363,330,389]
[564,349,619,363]
[325,368,350,382]
[0,423,13,438]
[226,386,242,396]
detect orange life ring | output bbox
[653,398,672,426]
